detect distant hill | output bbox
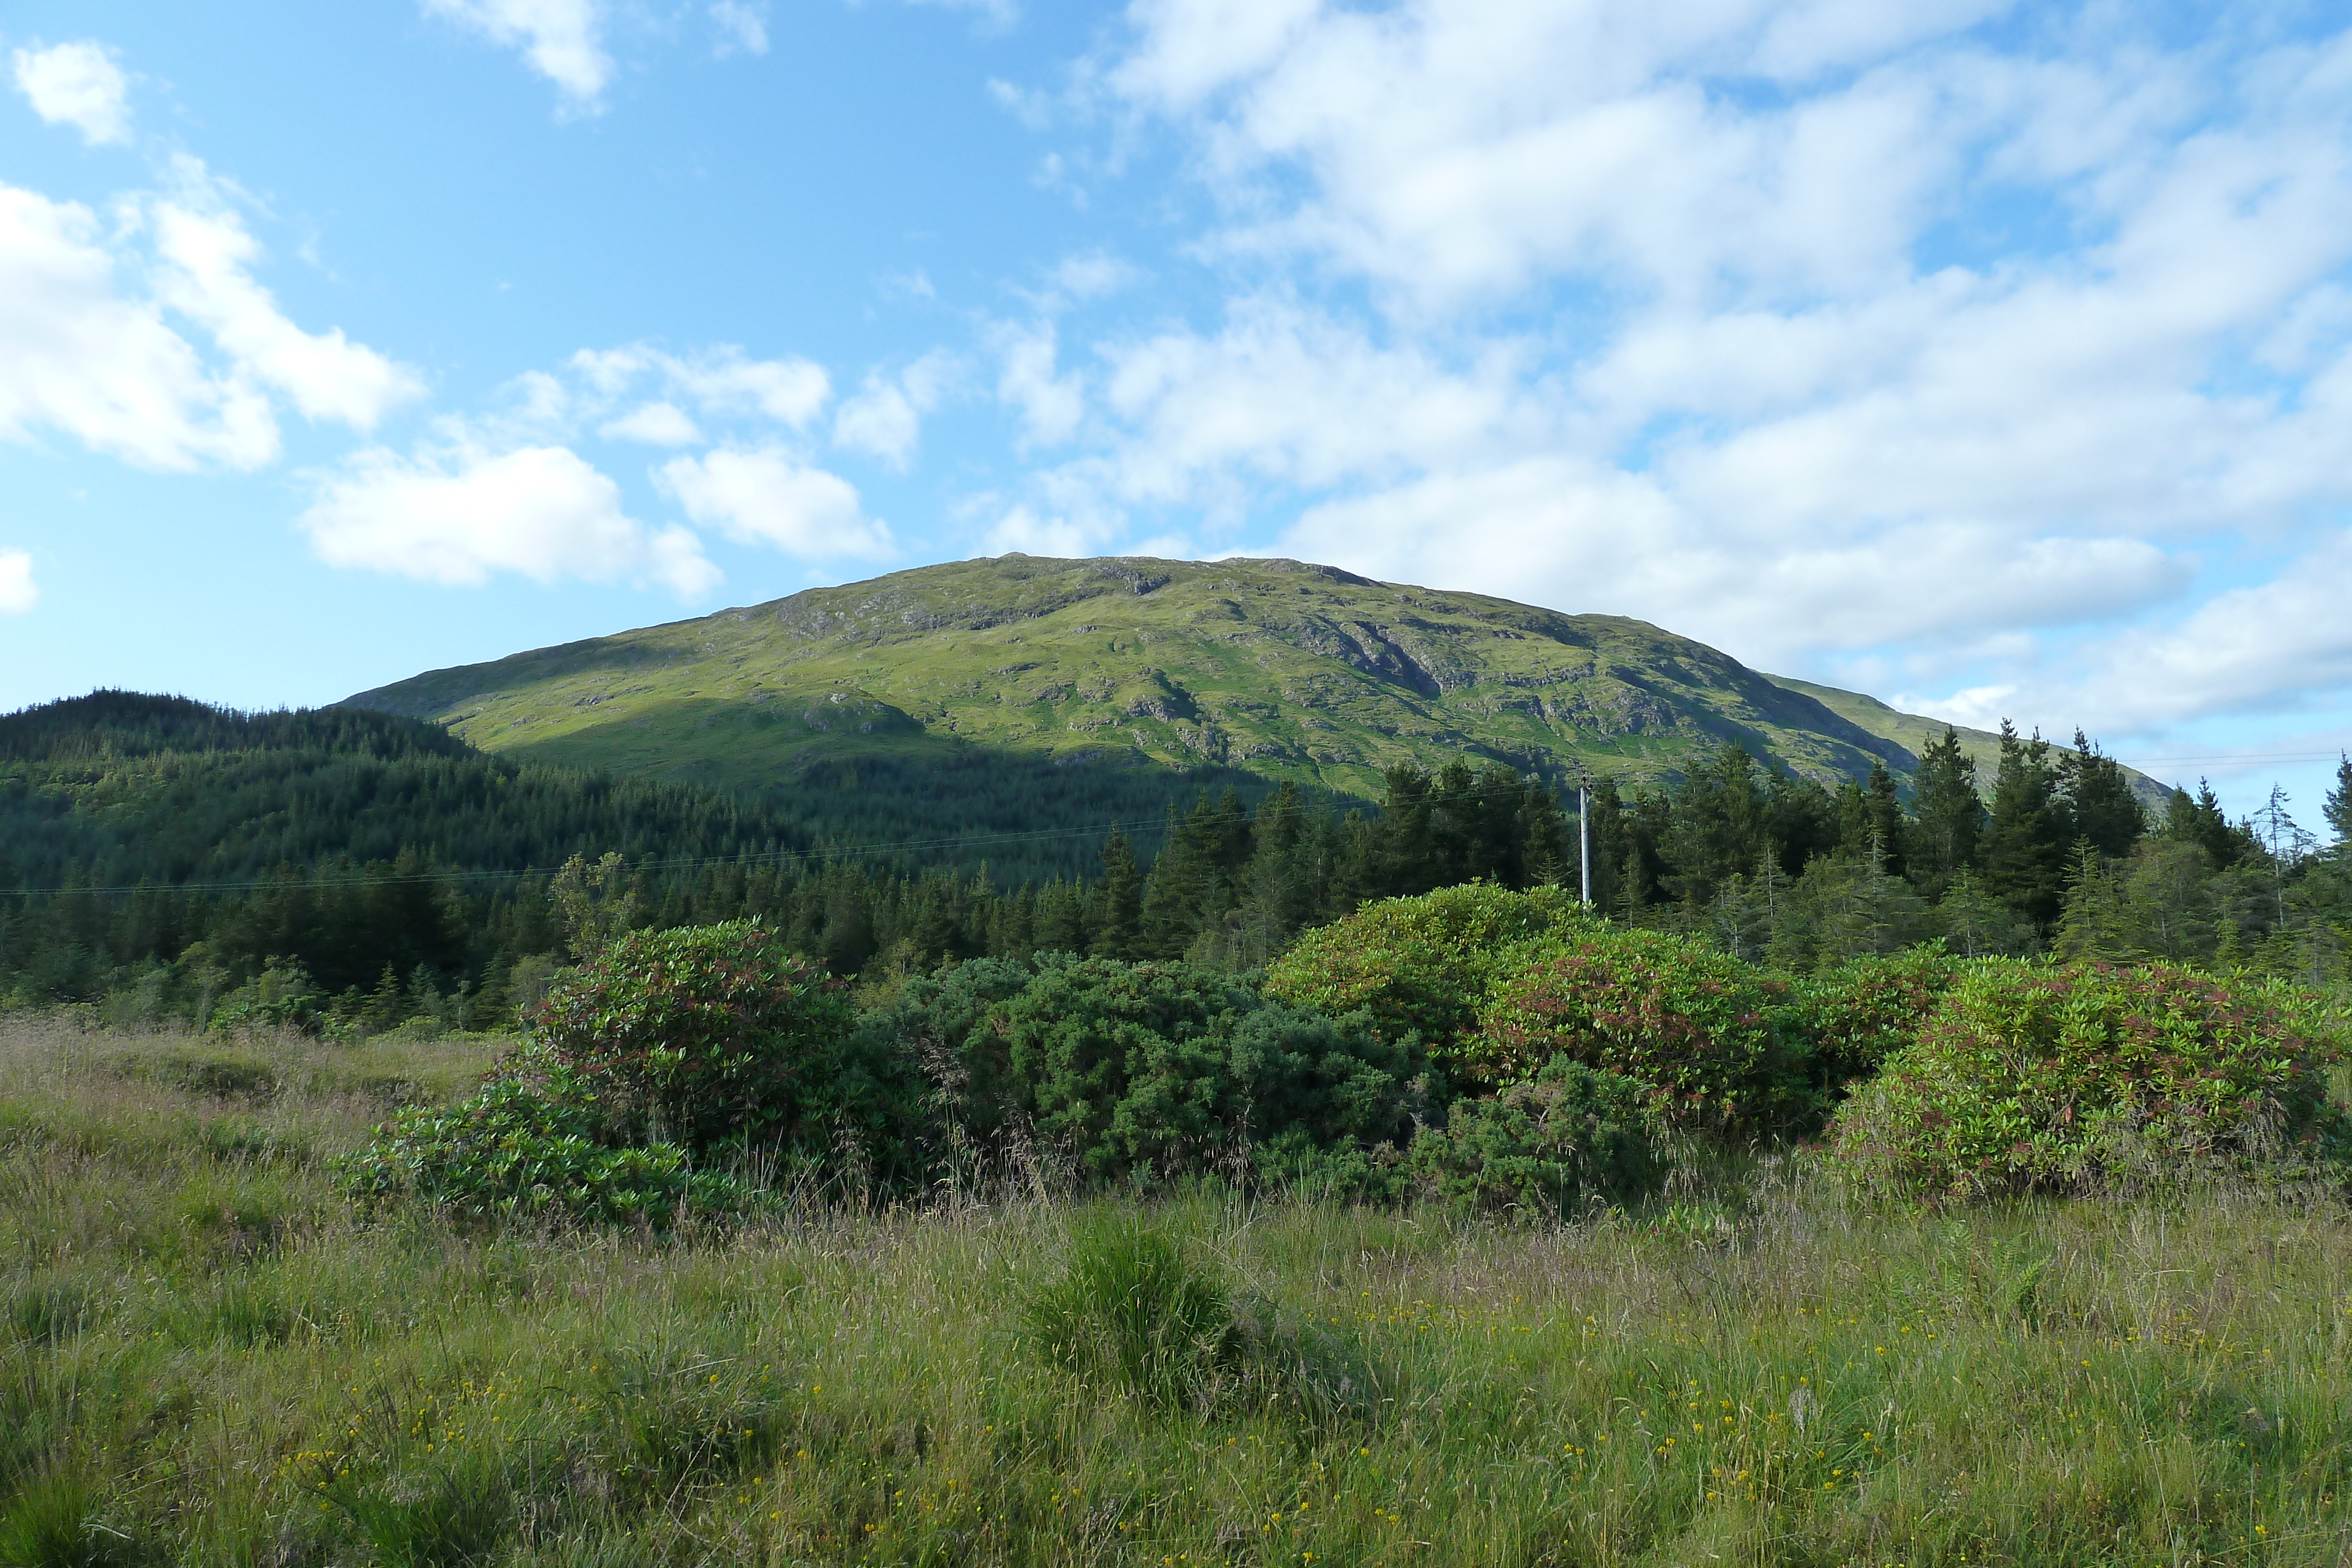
[1760,674,2172,810]
[0,690,807,897]
[348,555,1932,803]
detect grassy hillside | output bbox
[348,555,1918,800]
[1765,673,2173,808]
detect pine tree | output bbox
[1904,727,1982,897]
[1092,830,1144,959]
[1865,760,1905,878]
[2053,840,2132,961]
[2061,731,2144,858]
[1979,722,2071,927]
[2325,754,2352,854]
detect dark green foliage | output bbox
[1408,1058,1663,1215]
[990,959,1417,1184]
[1019,1228,1242,1408]
[1830,961,2352,1199]
[1905,727,1983,897]
[335,1075,744,1225]
[1798,943,1964,1081]
[2326,755,2352,851]
[527,922,876,1156]
[1092,830,1145,959]
[1471,926,1801,1128]
[1261,882,1592,1060]
[1979,723,2072,926]
[2061,731,2144,859]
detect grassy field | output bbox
[4,1015,2349,1567]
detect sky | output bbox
[4,1,2351,822]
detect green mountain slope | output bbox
[1760,674,2172,810]
[348,555,1920,803]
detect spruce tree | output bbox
[1865,760,1905,878]
[1978,722,2071,927]
[1092,830,1144,959]
[1904,727,1982,897]
[2326,754,2352,854]
[2060,730,2144,858]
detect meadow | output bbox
[4,1013,2348,1567]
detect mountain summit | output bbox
[345,554,2013,800]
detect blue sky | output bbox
[4,1,2351,821]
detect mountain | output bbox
[1760,674,2171,810]
[349,555,1935,808]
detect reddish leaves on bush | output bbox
[1830,959,2351,1199]
[527,921,853,1152]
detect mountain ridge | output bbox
[346,553,2156,807]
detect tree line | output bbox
[5,690,2347,1031]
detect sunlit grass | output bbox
[2,1014,2347,1565]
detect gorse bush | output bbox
[1470,925,1803,1128]
[883,955,1421,1186]
[1408,1057,1663,1215]
[1830,960,2352,1200]
[1261,882,1592,1061]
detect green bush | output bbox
[1409,1058,1663,1215]
[336,1074,746,1225]
[1262,883,1593,1061]
[1469,925,1803,1128]
[932,956,1420,1185]
[1798,942,1963,1081]
[529,922,920,1167]
[1830,961,2352,1200]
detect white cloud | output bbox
[993,323,1085,447]
[670,346,831,426]
[0,550,36,614]
[1025,5,2352,734]
[145,162,423,430]
[987,505,1100,557]
[711,1,769,57]
[656,447,895,559]
[600,401,704,446]
[301,440,718,597]
[0,182,276,470]
[909,0,1020,31]
[573,343,830,428]
[422,0,613,109]
[833,352,955,468]
[2019,533,2352,731]
[11,40,132,146]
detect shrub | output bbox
[1469,926,1803,1128]
[1262,883,1593,1061]
[1798,942,1964,1082]
[1829,961,2352,1200]
[529,922,918,1165]
[975,957,1420,1184]
[336,1074,746,1226]
[1408,1058,1663,1215]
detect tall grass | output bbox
[1,1012,2347,1564]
